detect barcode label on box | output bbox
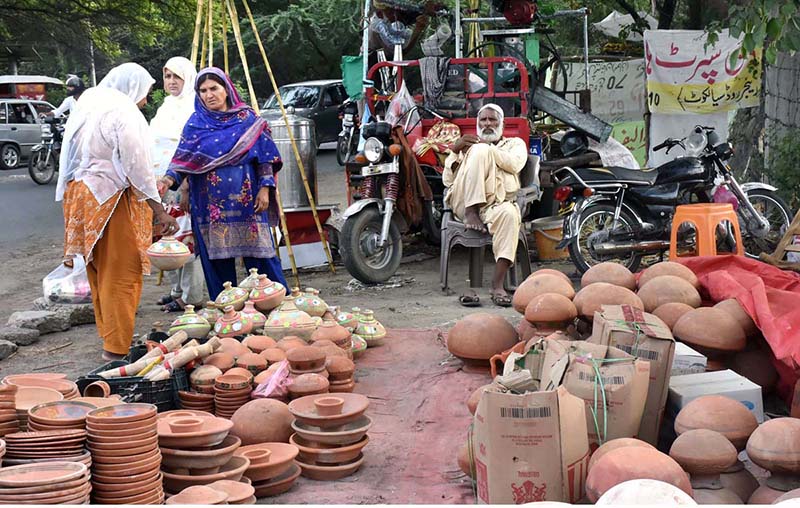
[618,344,660,361]
[499,406,552,419]
[577,372,626,385]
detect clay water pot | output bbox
[526,268,572,284]
[197,302,224,324]
[240,301,267,333]
[260,348,287,364]
[669,429,738,476]
[572,282,643,320]
[585,446,693,502]
[242,335,277,354]
[652,302,694,330]
[595,479,698,505]
[581,262,636,290]
[239,268,261,291]
[214,306,253,338]
[192,366,225,388]
[277,336,308,353]
[673,308,746,354]
[249,275,286,313]
[288,373,330,398]
[674,395,758,450]
[219,337,250,358]
[215,282,250,311]
[354,310,386,347]
[517,319,537,342]
[730,347,778,393]
[466,383,504,415]
[524,293,577,335]
[236,353,267,376]
[638,275,702,312]
[311,321,352,348]
[230,399,294,445]
[512,274,575,314]
[264,299,316,341]
[588,438,655,472]
[747,417,800,474]
[169,305,211,339]
[639,261,700,289]
[336,309,359,332]
[325,357,355,381]
[447,313,518,361]
[146,236,191,271]
[294,288,328,318]
[286,346,326,371]
[714,299,758,337]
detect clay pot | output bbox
[219,338,250,358]
[249,275,286,313]
[259,348,287,364]
[674,395,758,450]
[197,303,224,325]
[215,282,250,312]
[83,381,111,398]
[162,455,250,494]
[214,306,253,338]
[161,434,241,471]
[525,268,572,285]
[350,335,368,357]
[166,485,228,505]
[714,299,758,337]
[169,305,211,339]
[288,393,368,429]
[204,353,235,372]
[524,293,577,335]
[637,275,702,312]
[639,261,700,289]
[457,441,473,478]
[595,479,697,505]
[288,373,330,398]
[293,288,328,318]
[236,353,267,376]
[512,274,575,314]
[466,383,503,415]
[581,262,636,290]
[264,299,316,341]
[747,417,800,474]
[239,268,261,290]
[585,446,693,502]
[669,429,738,475]
[311,321,352,348]
[286,346,326,371]
[354,310,386,347]
[336,309,359,332]
[207,479,255,504]
[673,308,746,353]
[517,319,536,342]
[295,453,364,480]
[720,460,760,502]
[230,399,294,445]
[652,302,694,330]
[750,485,789,504]
[240,301,267,333]
[446,313,518,361]
[146,236,191,271]
[572,283,644,321]
[730,347,778,393]
[325,357,355,381]
[588,438,655,472]
[276,337,309,353]
[242,335,277,354]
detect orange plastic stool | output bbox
[669,203,743,260]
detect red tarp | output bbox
[677,255,800,403]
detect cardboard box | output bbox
[540,339,651,449]
[589,305,675,445]
[671,342,708,376]
[472,386,590,504]
[668,369,764,423]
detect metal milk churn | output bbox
[268,106,317,208]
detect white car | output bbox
[0,99,55,169]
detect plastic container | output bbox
[531,216,569,260]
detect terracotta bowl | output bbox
[251,462,301,498]
[160,435,241,471]
[28,401,96,426]
[162,455,251,494]
[291,415,372,446]
[215,375,252,391]
[157,416,233,448]
[285,346,326,371]
[83,381,111,398]
[158,409,214,420]
[291,433,369,465]
[14,387,63,411]
[296,452,365,480]
[234,442,299,482]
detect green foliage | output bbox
[766,128,800,210]
[141,88,166,123]
[715,1,800,65]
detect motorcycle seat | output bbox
[574,166,658,186]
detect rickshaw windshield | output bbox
[263,86,320,109]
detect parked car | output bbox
[0,99,55,169]
[260,80,348,146]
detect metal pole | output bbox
[582,8,589,88]
[362,0,371,94]
[89,38,97,86]
[462,16,509,24]
[455,0,462,58]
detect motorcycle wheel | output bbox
[340,206,402,284]
[28,151,56,185]
[740,189,793,257]
[421,200,442,246]
[336,132,352,166]
[567,203,643,274]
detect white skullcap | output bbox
[478,103,505,120]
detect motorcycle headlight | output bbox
[684,130,707,157]
[364,137,385,163]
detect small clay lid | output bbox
[674,395,758,450]
[286,346,325,364]
[669,429,738,475]
[259,348,287,364]
[242,335,277,353]
[204,352,236,371]
[524,293,578,323]
[207,480,255,504]
[673,308,746,352]
[325,357,355,378]
[166,485,228,505]
[746,417,800,474]
[289,374,330,395]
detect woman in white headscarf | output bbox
[57,62,179,361]
[149,57,205,312]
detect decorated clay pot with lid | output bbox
[652,302,694,330]
[572,283,644,321]
[310,321,352,348]
[350,334,367,357]
[447,313,518,361]
[294,288,327,318]
[336,308,359,332]
[169,305,211,339]
[239,268,262,291]
[673,308,746,354]
[637,275,702,312]
[240,301,267,333]
[524,293,577,336]
[512,274,576,314]
[669,429,743,504]
[147,236,192,271]
[214,306,253,338]
[242,335,277,354]
[674,395,758,450]
[197,302,224,324]
[713,299,758,337]
[639,261,700,289]
[580,262,636,290]
[249,275,286,313]
[263,298,316,341]
[215,282,249,311]
[355,310,386,347]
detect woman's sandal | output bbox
[157,294,174,305]
[162,300,185,313]
[490,293,512,308]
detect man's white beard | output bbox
[478,124,503,143]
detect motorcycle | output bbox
[336,98,360,166]
[554,125,793,273]
[28,116,64,185]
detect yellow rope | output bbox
[190,0,204,67]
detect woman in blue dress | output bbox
[159,67,288,299]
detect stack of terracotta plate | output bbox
[2,430,90,467]
[27,401,95,432]
[86,403,164,504]
[4,376,79,400]
[288,393,370,480]
[0,461,91,504]
[15,387,63,432]
[326,357,356,393]
[0,384,19,436]
[286,346,329,379]
[233,442,300,497]
[213,374,253,419]
[179,390,215,413]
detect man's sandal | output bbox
[157,294,174,305]
[459,290,481,307]
[490,293,512,308]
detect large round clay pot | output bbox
[588,438,655,472]
[230,399,294,445]
[596,479,697,505]
[526,268,572,285]
[673,308,746,353]
[310,321,352,348]
[750,485,789,505]
[746,418,800,474]
[652,302,694,330]
[447,314,518,361]
[669,429,738,476]
[674,395,758,450]
[639,261,700,289]
[512,274,575,314]
[242,335,277,354]
[146,236,192,271]
[581,262,636,290]
[248,275,286,313]
[572,283,644,321]
[524,294,577,335]
[586,446,693,502]
[637,275,702,312]
[466,383,504,415]
[169,305,211,339]
[713,299,758,337]
[517,320,536,342]
[458,441,473,478]
[218,337,250,358]
[720,461,760,502]
[730,348,778,393]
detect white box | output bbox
[671,342,707,376]
[668,369,764,423]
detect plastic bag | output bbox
[385,82,419,127]
[42,256,92,304]
[252,360,291,399]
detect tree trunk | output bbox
[657,0,678,29]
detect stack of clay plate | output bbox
[26,400,95,432]
[71,396,126,409]
[286,346,328,379]
[233,442,300,497]
[288,393,370,480]
[326,357,356,394]
[15,387,63,432]
[2,430,90,468]
[86,403,164,504]
[0,462,91,504]
[213,374,253,419]
[0,384,19,436]
[4,376,79,400]
[179,390,215,413]
[158,412,251,495]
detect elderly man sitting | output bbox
[443,103,528,307]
